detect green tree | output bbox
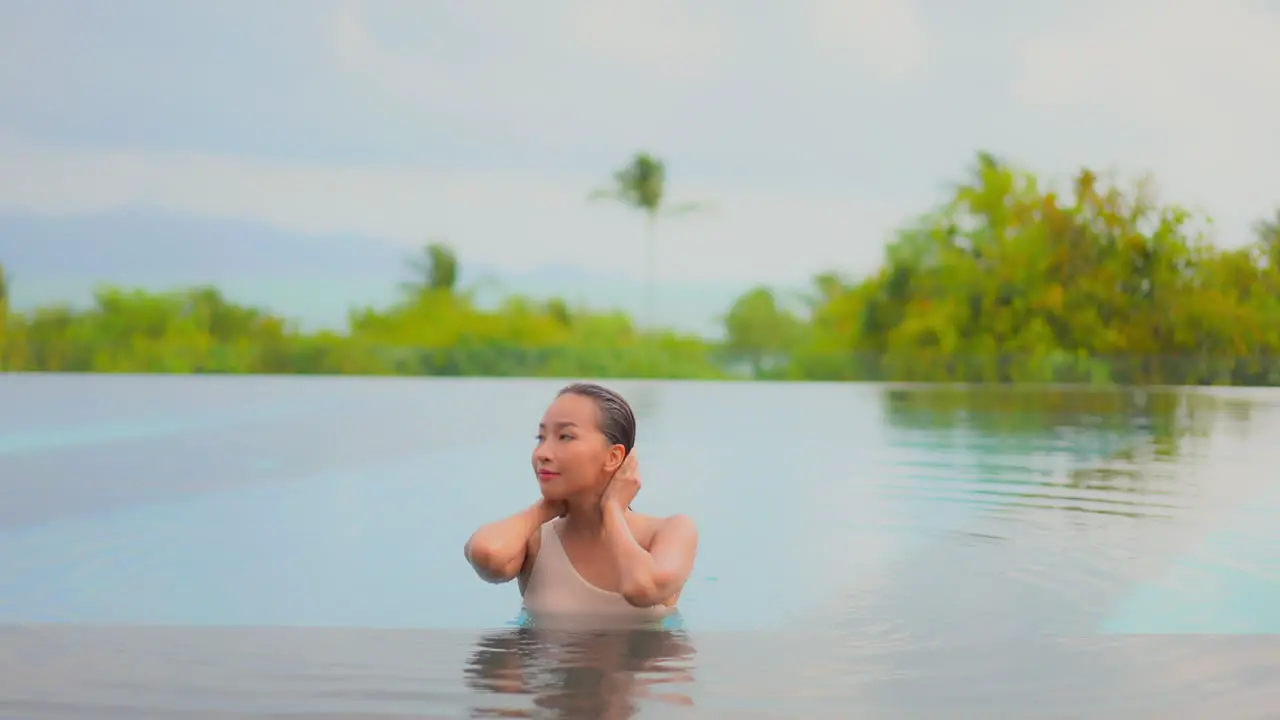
[722,286,805,378]
[806,272,848,311]
[588,152,713,329]
[1255,209,1280,269]
[0,264,9,363]
[7,151,1280,386]
[402,241,459,296]
[792,151,1279,384]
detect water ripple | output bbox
[4,380,1280,717]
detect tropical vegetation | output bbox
[3,152,1279,385]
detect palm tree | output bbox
[0,265,12,367]
[401,241,458,297]
[588,152,713,329]
[1255,209,1280,269]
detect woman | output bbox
[464,382,699,621]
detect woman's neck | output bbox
[562,496,607,536]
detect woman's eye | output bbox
[534,435,544,442]
[560,434,573,441]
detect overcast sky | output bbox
[1,0,1277,287]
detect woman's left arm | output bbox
[602,505,699,607]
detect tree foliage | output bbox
[786,153,1280,385]
[3,153,1279,385]
[401,241,459,297]
[588,152,712,328]
[0,250,724,379]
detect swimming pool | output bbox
[2,375,1279,717]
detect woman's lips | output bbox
[537,470,559,482]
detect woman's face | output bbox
[532,393,624,501]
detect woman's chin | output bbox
[539,481,586,503]
[539,483,568,501]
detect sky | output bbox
[1,0,1278,303]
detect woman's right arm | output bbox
[464,500,560,584]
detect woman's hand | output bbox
[601,451,641,512]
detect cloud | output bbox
[809,0,931,81]
[1011,0,1280,240]
[323,0,933,152]
[323,0,737,147]
[0,131,913,286]
[0,0,938,289]
[557,0,736,78]
[4,0,1277,297]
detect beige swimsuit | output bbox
[522,519,675,625]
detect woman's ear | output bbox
[602,445,626,475]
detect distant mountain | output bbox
[0,209,752,337]
[0,210,407,280]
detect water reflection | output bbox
[463,620,696,719]
[5,378,1280,716]
[875,386,1250,523]
[882,384,1229,457]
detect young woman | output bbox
[463,382,699,620]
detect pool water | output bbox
[2,375,1279,718]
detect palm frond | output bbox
[663,199,718,217]
[587,187,626,203]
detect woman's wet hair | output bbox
[558,382,636,454]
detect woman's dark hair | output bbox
[558,382,636,455]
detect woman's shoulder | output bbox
[630,510,696,528]
[629,511,697,548]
